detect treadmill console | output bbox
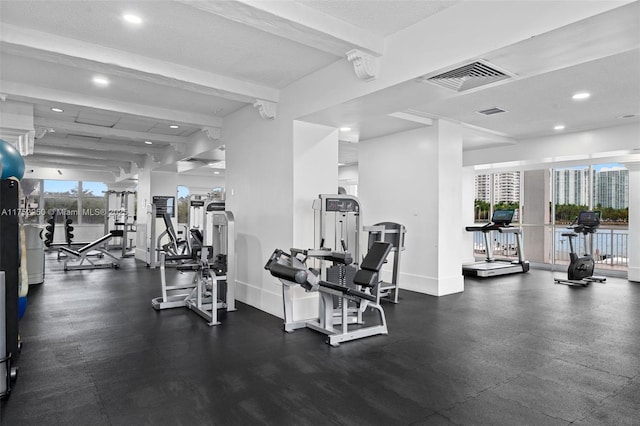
[491,209,515,226]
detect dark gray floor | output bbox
[1,254,639,426]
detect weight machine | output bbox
[363,222,406,303]
[265,242,392,346]
[152,204,236,326]
[146,201,189,269]
[104,190,136,257]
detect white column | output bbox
[624,161,640,282]
[522,169,551,264]
[358,120,464,297]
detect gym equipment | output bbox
[104,190,136,257]
[0,139,25,180]
[554,211,606,287]
[44,212,56,247]
[58,232,121,271]
[265,241,392,346]
[363,222,406,303]
[64,214,74,245]
[1,178,21,398]
[152,206,236,326]
[463,209,530,277]
[146,203,190,269]
[313,194,362,265]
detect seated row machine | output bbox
[265,241,392,346]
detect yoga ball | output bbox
[18,296,27,320]
[0,139,25,180]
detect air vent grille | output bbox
[425,61,512,92]
[477,107,507,116]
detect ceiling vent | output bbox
[477,107,507,116]
[421,60,513,92]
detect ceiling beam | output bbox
[33,145,147,167]
[2,81,221,129]
[25,158,123,175]
[1,24,279,104]
[178,0,384,57]
[35,118,190,144]
[35,134,167,156]
[26,153,130,169]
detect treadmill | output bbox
[463,209,530,277]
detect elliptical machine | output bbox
[554,210,606,287]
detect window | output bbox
[177,186,189,225]
[82,181,108,224]
[44,180,79,223]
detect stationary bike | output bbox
[554,211,606,287]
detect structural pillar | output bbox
[625,161,640,282]
[358,120,464,296]
[522,169,551,264]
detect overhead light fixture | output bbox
[51,107,64,113]
[123,13,142,24]
[214,171,220,175]
[92,76,110,86]
[339,127,352,132]
[144,141,153,145]
[554,124,566,131]
[169,125,179,129]
[572,92,590,100]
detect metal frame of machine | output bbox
[463,209,530,277]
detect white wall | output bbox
[358,122,464,297]
[224,105,295,318]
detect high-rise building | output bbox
[594,168,629,209]
[474,172,520,203]
[554,168,590,206]
[474,174,491,202]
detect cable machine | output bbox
[152,201,236,326]
[104,190,136,257]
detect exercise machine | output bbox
[363,222,406,303]
[58,232,121,271]
[463,209,530,277]
[104,190,136,258]
[146,202,190,269]
[265,241,392,346]
[152,206,236,326]
[1,178,20,398]
[313,194,362,265]
[554,211,606,287]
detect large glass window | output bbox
[44,180,79,223]
[81,181,108,224]
[177,186,189,225]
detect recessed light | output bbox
[92,76,110,86]
[339,127,352,132]
[169,125,179,129]
[214,171,220,175]
[144,141,153,145]
[572,92,590,100]
[554,124,565,131]
[51,107,64,113]
[123,14,142,24]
